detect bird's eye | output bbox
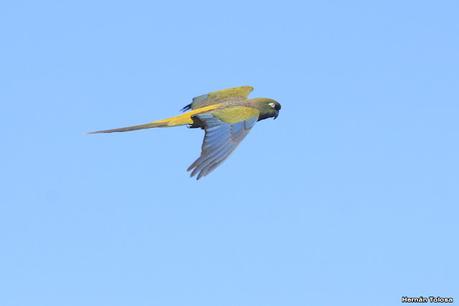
[269,102,276,108]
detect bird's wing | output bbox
[187,106,260,179]
[181,86,254,112]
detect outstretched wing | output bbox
[181,86,253,112]
[188,106,260,180]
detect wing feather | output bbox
[181,86,253,112]
[188,111,258,179]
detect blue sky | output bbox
[1,1,458,305]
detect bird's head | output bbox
[251,98,282,121]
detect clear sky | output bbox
[1,1,458,305]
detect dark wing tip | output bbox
[180,103,192,112]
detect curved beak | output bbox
[273,111,279,120]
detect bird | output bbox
[89,86,281,179]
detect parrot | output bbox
[89,86,281,179]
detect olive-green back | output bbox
[181,86,253,112]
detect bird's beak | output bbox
[274,112,279,120]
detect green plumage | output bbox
[181,86,254,111]
[90,86,281,179]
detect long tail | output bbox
[89,104,223,134]
[88,121,170,134]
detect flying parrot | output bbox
[90,86,282,179]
